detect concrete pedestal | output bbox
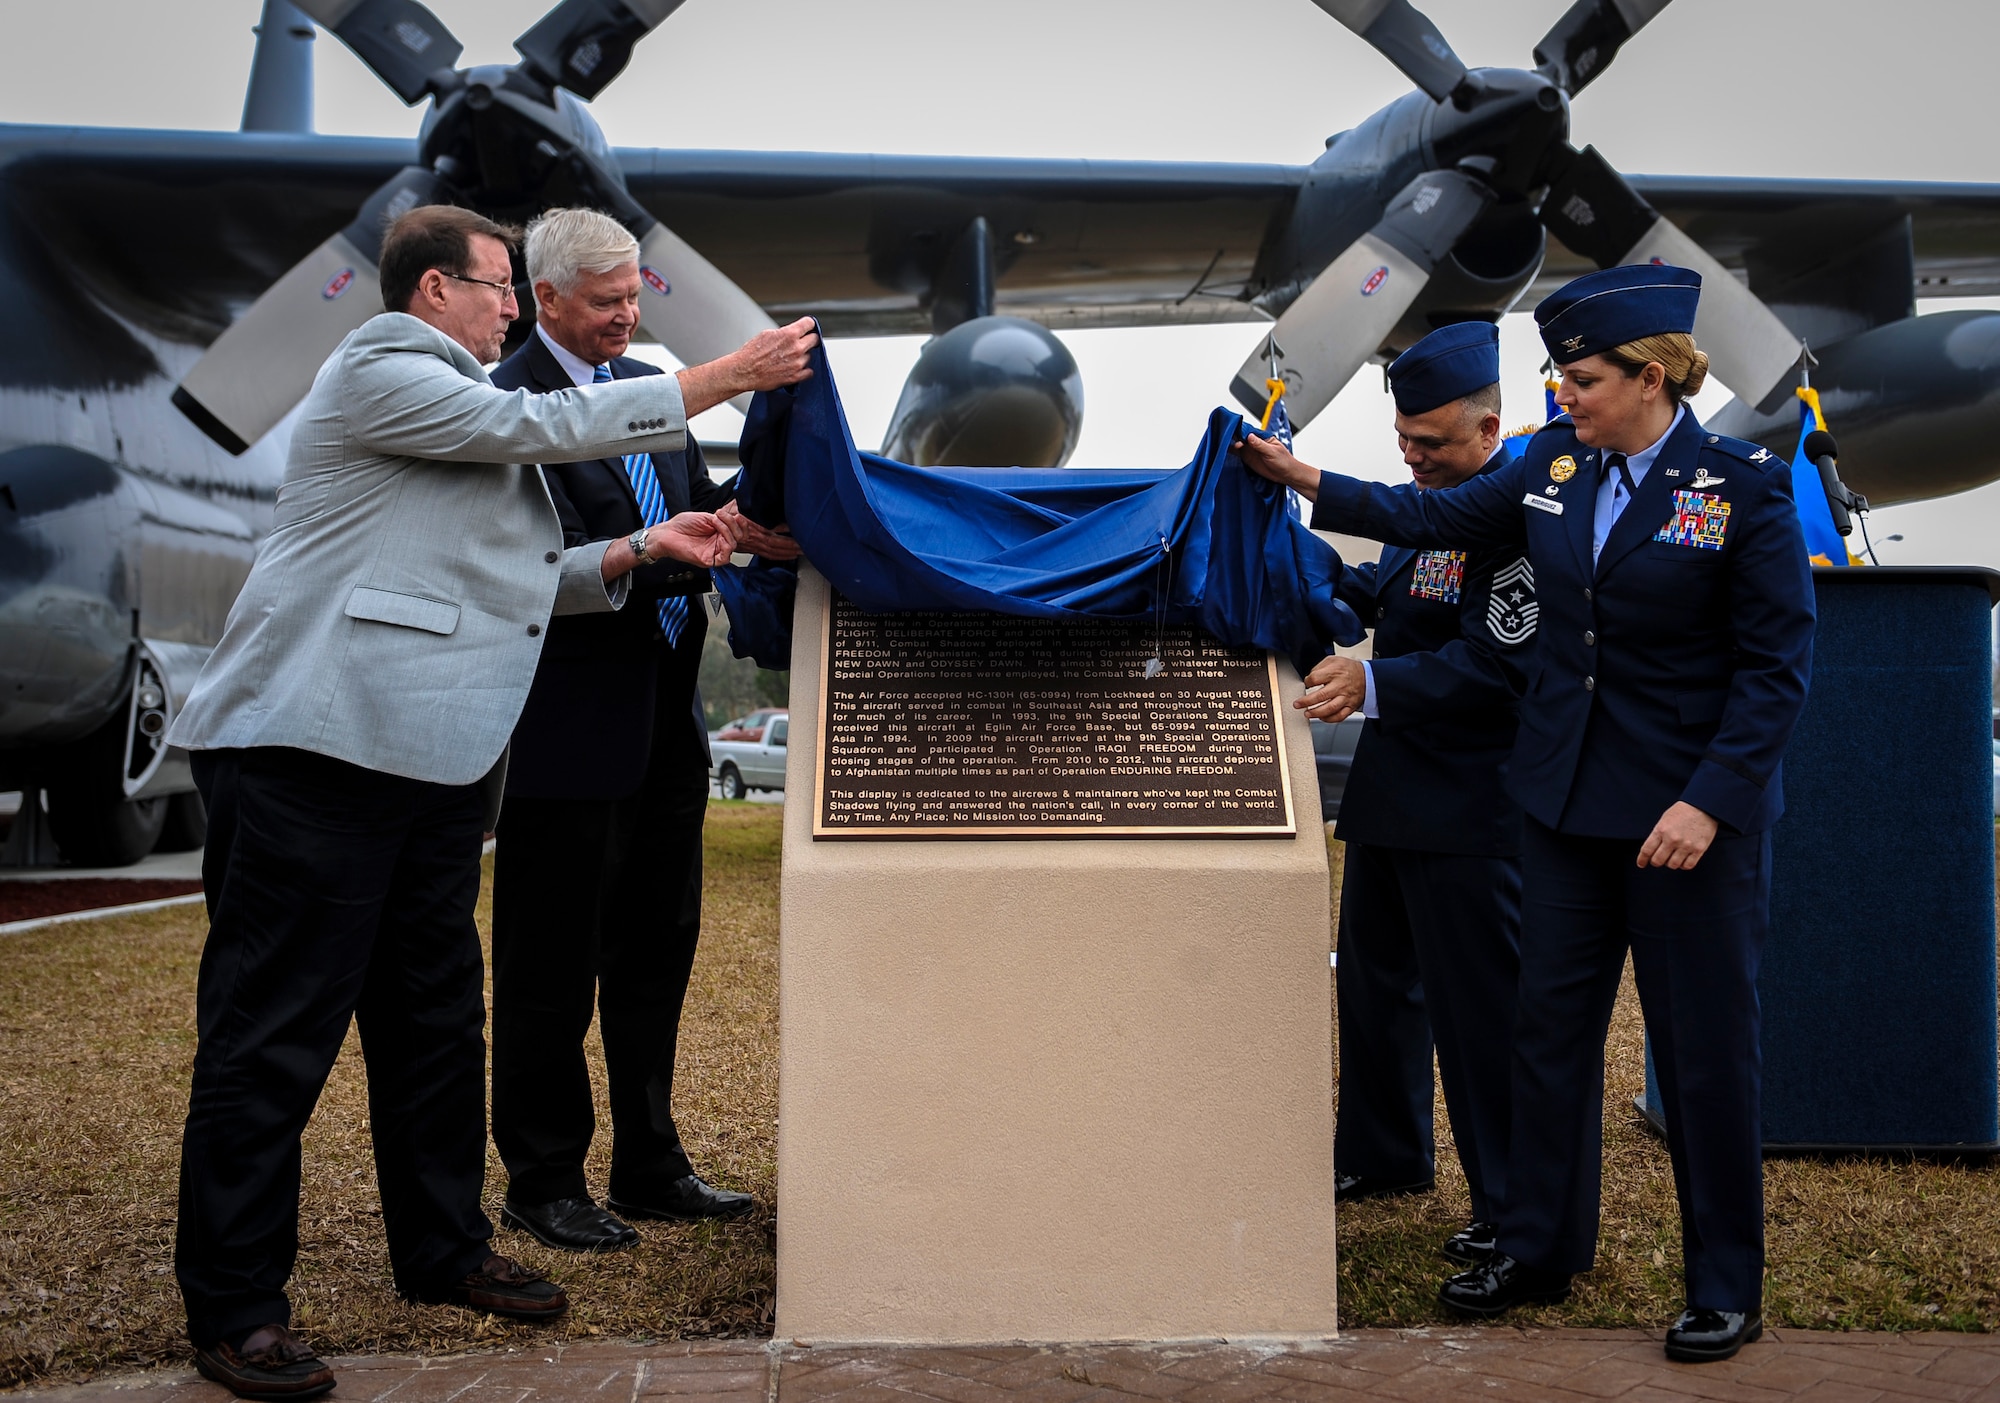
[775,567,1338,1344]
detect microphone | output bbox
[1802,428,1866,536]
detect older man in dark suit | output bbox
[488,208,800,1253]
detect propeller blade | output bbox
[513,0,690,100]
[1231,169,1492,427]
[291,0,462,104]
[628,220,774,414]
[1307,0,1470,104]
[1532,0,1672,95]
[174,167,441,454]
[1539,145,1800,406]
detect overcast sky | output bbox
[4,0,1999,566]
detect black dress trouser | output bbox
[177,747,495,1348]
[489,693,712,1207]
[1498,815,1770,1312]
[1334,840,1522,1222]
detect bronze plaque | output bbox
[814,594,1295,839]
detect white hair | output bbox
[524,207,639,295]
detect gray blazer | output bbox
[171,312,693,791]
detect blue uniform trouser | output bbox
[1497,816,1770,1312]
[1335,841,1522,1221]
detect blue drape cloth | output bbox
[712,333,1366,673]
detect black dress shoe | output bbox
[501,1197,639,1252]
[1438,1254,1574,1317]
[1440,1220,1497,1266]
[608,1173,754,1221]
[1665,1307,1763,1362]
[194,1324,335,1401]
[433,1253,568,1320]
[1335,1171,1435,1203]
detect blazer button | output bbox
[1583,629,1596,645]
[628,421,639,431]
[544,550,559,563]
[1584,675,1595,691]
[526,623,541,637]
[1583,587,1593,601]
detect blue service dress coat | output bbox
[1312,411,1814,839]
[1321,443,1531,1219]
[1333,443,1532,858]
[1310,408,1815,1314]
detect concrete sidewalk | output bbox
[21,1329,2000,1403]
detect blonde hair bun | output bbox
[1682,348,1710,398]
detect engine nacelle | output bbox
[880,316,1084,468]
[1384,198,1545,356]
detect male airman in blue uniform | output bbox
[1243,264,1815,1365]
[1304,322,1532,1272]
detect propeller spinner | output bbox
[1238,0,1800,431]
[175,0,771,454]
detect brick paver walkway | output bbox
[20,1330,2000,1403]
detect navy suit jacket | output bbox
[492,333,736,801]
[1328,447,1534,857]
[1313,411,1815,839]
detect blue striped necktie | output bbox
[596,363,687,646]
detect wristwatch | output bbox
[628,526,653,564]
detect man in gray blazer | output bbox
[166,204,815,1403]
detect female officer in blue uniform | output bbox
[1239,263,1815,1365]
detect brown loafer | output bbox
[448,1253,568,1320]
[193,1324,335,1401]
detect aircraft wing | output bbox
[618,150,1302,335]
[634,160,2000,333]
[6,124,2000,353]
[1540,174,2000,305]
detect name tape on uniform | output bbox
[1523,493,1565,516]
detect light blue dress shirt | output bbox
[1591,403,1685,566]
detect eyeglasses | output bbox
[443,271,516,297]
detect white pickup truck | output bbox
[709,709,790,799]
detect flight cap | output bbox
[1387,321,1501,416]
[1536,262,1702,364]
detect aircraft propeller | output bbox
[174,0,773,455]
[1235,0,1801,431]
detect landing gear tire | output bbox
[718,764,747,801]
[155,790,208,853]
[44,790,168,868]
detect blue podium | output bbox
[1644,566,2000,1153]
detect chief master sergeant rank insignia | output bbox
[1486,558,1538,645]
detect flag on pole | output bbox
[1792,385,1857,566]
[1258,376,1305,521]
[1259,376,1294,449]
[1543,360,1561,425]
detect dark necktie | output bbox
[597,363,687,646]
[1608,452,1635,515]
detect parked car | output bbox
[711,710,790,799]
[716,707,785,743]
[1310,716,1364,823]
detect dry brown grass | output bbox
[0,803,782,1388]
[1,808,1994,1391]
